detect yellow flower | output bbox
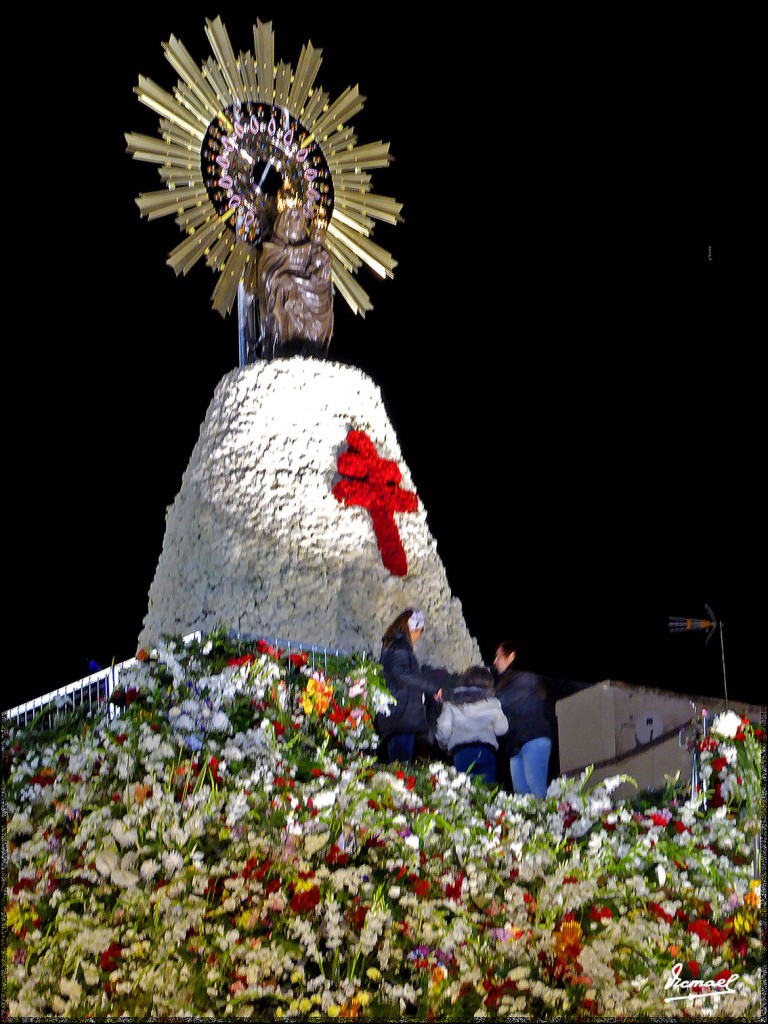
[299,998,312,1013]
[7,904,22,935]
[326,1007,341,1018]
[366,967,381,981]
[732,911,755,938]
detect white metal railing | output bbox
[3,630,353,730]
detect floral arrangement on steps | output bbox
[3,628,764,1019]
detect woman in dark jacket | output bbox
[493,640,552,798]
[376,608,442,763]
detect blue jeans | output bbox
[453,744,497,785]
[387,733,416,763]
[509,737,551,798]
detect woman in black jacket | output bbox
[376,608,443,763]
[493,640,553,798]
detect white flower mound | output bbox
[139,357,481,672]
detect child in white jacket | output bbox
[434,665,508,784]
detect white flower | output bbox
[304,832,330,855]
[163,850,184,876]
[95,849,119,877]
[711,710,743,740]
[111,820,139,848]
[140,858,160,880]
[60,977,83,1001]
[312,789,337,810]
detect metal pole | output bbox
[718,622,729,709]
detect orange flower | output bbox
[136,648,150,661]
[554,920,583,959]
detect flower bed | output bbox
[3,629,764,1019]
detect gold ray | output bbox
[124,133,198,166]
[325,234,363,273]
[163,36,221,113]
[328,141,392,171]
[334,192,404,225]
[175,201,218,231]
[136,185,209,220]
[173,81,217,127]
[166,219,232,276]
[211,240,252,315]
[205,17,245,102]
[301,87,328,127]
[331,171,373,193]
[331,207,375,235]
[135,76,207,138]
[206,233,233,271]
[327,220,397,278]
[323,127,358,154]
[157,119,207,150]
[239,50,258,102]
[203,57,234,108]
[274,60,292,109]
[243,258,260,296]
[330,257,373,317]
[252,19,275,103]
[288,42,323,116]
[312,86,366,139]
[158,167,204,187]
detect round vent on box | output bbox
[635,712,664,745]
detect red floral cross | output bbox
[332,429,418,576]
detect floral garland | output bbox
[332,429,418,576]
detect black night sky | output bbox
[10,7,759,711]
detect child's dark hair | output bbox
[463,664,495,690]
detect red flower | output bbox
[349,903,368,929]
[410,874,430,898]
[326,844,350,866]
[687,960,700,978]
[711,756,728,772]
[649,813,670,827]
[588,905,613,921]
[333,429,418,577]
[255,640,282,658]
[228,654,255,667]
[648,902,675,924]
[288,652,309,668]
[290,884,321,914]
[444,873,464,900]
[713,967,734,984]
[100,942,122,972]
[687,919,728,948]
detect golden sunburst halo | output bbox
[125,15,402,318]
